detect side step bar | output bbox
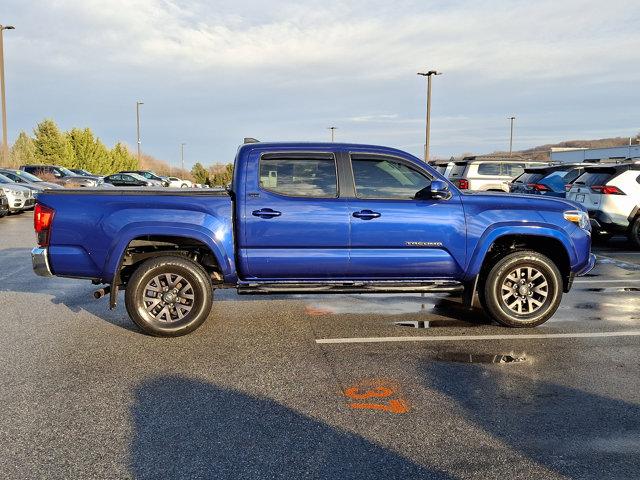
[237,280,464,295]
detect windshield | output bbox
[15,170,43,182]
[0,173,14,184]
[58,167,76,176]
[513,172,545,184]
[128,173,148,182]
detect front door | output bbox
[240,151,350,279]
[347,154,466,279]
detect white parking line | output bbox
[316,330,640,344]
[574,278,640,284]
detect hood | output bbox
[461,191,584,212]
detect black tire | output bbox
[628,216,640,249]
[482,250,562,328]
[592,231,613,244]
[125,255,213,337]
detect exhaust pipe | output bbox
[93,286,111,299]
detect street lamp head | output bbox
[137,101,144,105]
[417,70,442,77]
[2,26,15,30]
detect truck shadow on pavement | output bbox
[129,375,455,480]
[422,360,640,479]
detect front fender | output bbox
[102,210,236,283]
[464,222,577,281]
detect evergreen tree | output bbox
[66,128,110,174]
[110,143,138,172]
[191,162,210,185]
[9,131,37,168]
[33,119,75,167]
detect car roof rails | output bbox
[244,137,260,144]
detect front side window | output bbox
[351,157,431,199]
[259,156,337,197]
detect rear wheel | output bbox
[481,250,562,327]
[629,217,640,249]
[125,255,213,336]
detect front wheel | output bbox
[125,255,213,336]
[481,251,562,327]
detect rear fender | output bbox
[103,221,236,284]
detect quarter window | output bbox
[351,157,431,199]
[259,156,338,197]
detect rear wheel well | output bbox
[117,235,223,287]
[479,235,571,291]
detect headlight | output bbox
[564,210,590,230]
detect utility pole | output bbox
[508,116,516,156]
[136,101,144,163]
[180,142,186,172]
[0,24,15,165]
[328,126,337,142]
[417,70,441,162]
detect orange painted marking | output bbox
[343,381,409,414]
[349,399,409,414]
[344,386,394,400]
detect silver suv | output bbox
[566,163,640,247]
[448,157,549,192]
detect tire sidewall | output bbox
[629,217,640,249]
[125,256,212,336]
[484,251,562,327]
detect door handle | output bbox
[252,208,282,218]
[352,209,381,220]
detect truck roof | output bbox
[236,141,423,159]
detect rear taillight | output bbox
[590,185,625,195]
[527,183,550,192]
[34,203,55,246]
[457,178,469,190]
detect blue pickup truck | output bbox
[31,142,595,336]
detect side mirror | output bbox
[430,179,451,200]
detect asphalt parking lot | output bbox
[1,212,639,479]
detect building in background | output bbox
[550,146,640,163]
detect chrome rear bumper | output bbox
[31,247,53,277]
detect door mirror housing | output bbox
[430,179,451,200]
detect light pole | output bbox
[508,116,516,156]
[417,70,441,162]
[136,101,143,163]
[328,126,337,142]
[180,142,186,172]
[0,24,15,165]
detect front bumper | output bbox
[31,247,53,277]
[577,253,597,277]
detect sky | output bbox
[2,0,640,167]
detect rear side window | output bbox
[502,163,525,177]
[477,163,501,175]
[573,171,615,186]
[260,156,338,197]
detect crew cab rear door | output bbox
[239,151,350,279]
[346,153,466,278]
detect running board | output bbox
[237,280,464,295]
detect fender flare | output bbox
[103,222,236,284]
[464,223,577,281]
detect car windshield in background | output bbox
[58,167,76,176]
[128,173,149,182]
[573,171,614,186]
[513,172,545,184]
[15,171,43,182]
[449,163,467,178]
[0,174,15,184]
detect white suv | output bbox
[448,158,549,192]
[566,163,640,247]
